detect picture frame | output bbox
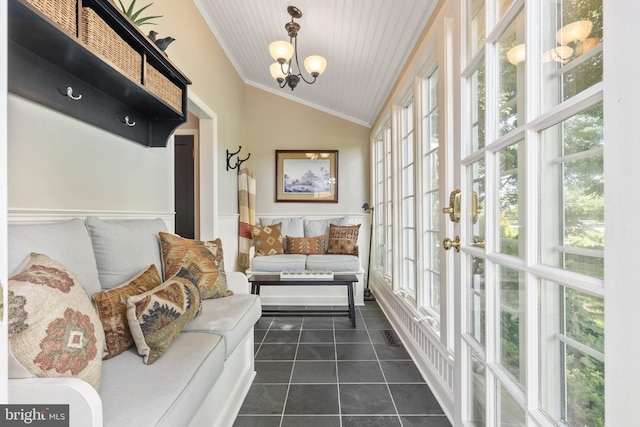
[275,150,338,202]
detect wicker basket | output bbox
[81,8,141,83]
[146,63,182,112]
[26,0,77,36]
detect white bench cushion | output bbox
[251,254,307,271]
[8,219,102,295]
[183,294,261,358]
[306,254,361,272]
[100,332,225,427]
[86,217,167,289]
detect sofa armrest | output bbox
[249,245,256,259]
[227,271,250,294]
[9,378,103,427]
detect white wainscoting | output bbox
[218,213,240,271]
[8,208,175,230]
[371,277,455,421]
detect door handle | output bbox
[443,235,461,252]
[472,191,484,224]
[471,237,485,248]
[442,189,461,223]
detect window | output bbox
[400,100,416,296]
[463,0,604,425]
[540,282,603,426]
[420,69,441,315]
[373,124,393,282]
[498,141,523,257]
[540,105,604,279]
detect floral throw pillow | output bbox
[159,232,230,299]
[8,253,105,390]
[92,264,162,359]
[327,224,361,255]
[251,222,284,256]
[126,268,201,364]
[285,235,326,255]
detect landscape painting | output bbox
[275,150,338,202]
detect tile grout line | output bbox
[364,305,405,427]
[333,316,344,427]
[277,319,303,427]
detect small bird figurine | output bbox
[154,36,175,52]
[148,30,158,42]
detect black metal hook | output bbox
[226,146,251,173]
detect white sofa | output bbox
[246,216,365,306]
[7,216,261,427]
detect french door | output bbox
[458,0,604,426]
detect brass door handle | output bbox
[443,189,461,223]
[472,191,484,224]
[471,237,485,248]
[443,235,461,252]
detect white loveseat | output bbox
[246,216,365,306]
[7,216,261,427]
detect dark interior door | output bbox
[174,134,195,239]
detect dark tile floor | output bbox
[233,300,452,427]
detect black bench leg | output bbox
[347,283,356,327]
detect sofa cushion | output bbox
[86,217,167,289]
[306,254,362,272]
[100,332,225,427]
[92,264,163,360]
[327,224,361,255]
[251,254,307,272]
[285,235,325,255]
[126,268,202,364]
[183,293,261,358]
[8,218,102,295]
[159,232,230,299]
[260,217,304,250]
[304,217,349,251]
[251,223,284,256]
[8,253,105,390]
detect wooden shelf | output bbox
[8,0,192,147]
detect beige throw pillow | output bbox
[159,232,229,299]
[8,253,105,390]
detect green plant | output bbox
[117,0,163,26]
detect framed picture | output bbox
[275,150,338,202]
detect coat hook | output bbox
[226,146,251,173]
[120,115,136,127]
[124,115,136,127]
[65,86,82,100]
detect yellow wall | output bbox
[243,86,370,214]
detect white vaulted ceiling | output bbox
[194,0,438,127]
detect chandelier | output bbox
[269,6,327,90]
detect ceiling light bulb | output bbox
[556,20,593,45]
[304,55,327,77]
[506,43,526,65]
[270,62,287,81]
[269,41,294,63]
